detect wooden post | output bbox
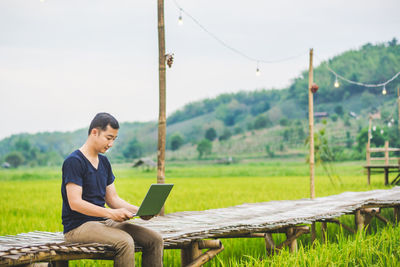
[384,141,389,186]
[321,222,327,243]
[367,116,372,165]
[366,116,372,185]
[398,88,400,132]
[52,262,69,267]
[264,233,275,255]
[157,0,166,215]
[355,209,365,231]
[181,242,203,266]
[311,222,316,243]
[394,206,400,224]
[185,246,224,267]
[384,141,389,165]
[308,48,315,200]
[384,167,389,186]
[285,227,298,252]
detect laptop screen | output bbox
[135,184,174,216]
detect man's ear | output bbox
[90,128,99,136]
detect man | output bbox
[61,112,163,267]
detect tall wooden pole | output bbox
[157,0,166,215]
[398,88,400,132]
[367,116,372,166]
[308,48,315,200]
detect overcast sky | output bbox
[0,0,399,139]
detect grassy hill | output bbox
[1,39,399,166]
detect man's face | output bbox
[92,125,118,154]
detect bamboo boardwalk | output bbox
[1,187,400,266]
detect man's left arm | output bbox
[105,183,139,215]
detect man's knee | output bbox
[115,234,135,252]
[150,231,164,248]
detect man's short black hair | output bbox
[88,112,119,135]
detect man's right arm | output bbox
[66,182,133,222]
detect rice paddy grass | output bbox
[0,160,398,266]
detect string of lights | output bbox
[172,0,400,90]
[172,0,307,75]
[314,52,400,95]
[326,65,400,95]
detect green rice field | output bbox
[0,160,399,266]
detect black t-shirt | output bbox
[61,150,115,234]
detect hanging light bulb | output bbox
[372,125,376,131]
[380,129,384,134]
[388,122,392,127]
[382,85,387,95]
[178,9,183,25]
[391,118,395,123]
[334,76,340,88]
[256,62,261,76]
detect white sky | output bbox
[0,0,399,139]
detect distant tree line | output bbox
[1,39,399,166]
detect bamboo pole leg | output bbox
[367,168,371,185]
[285,227,298,252]
[181,241,203,267]
[321,222,327,243]
[384,168,389,186]
[375,213,390,225]
[264,233,275,256]
[50,261,69,267]
[384,141,389,165]
[394,206,400,224]
[355,209,365,231]
[186,245,224,267]
[23,264,51,267]
[198,240,222,249]
[311,222,316,244]
[277,226,309,251]
[363,213,374,233]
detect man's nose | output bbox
[108,140,114,147]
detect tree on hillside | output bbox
[356,127,385,152]
[253,115,270,129]
[5,151,24,168]
[219,128,232,141]
[169,133,184,151]
[279,117,289,126]
[265,145,275,158]
[334,105,344,116]
[283,129,290,142]
[14,137,35,162]
[388,37,398,47]
[346,131,353,148]
[234,126,243,134]
[205,128,217,141]
[216,100,247,126]
[123,138,143,159]
[197,139,212,158]
[15,138,31,152]
[250,101,270,116]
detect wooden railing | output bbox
[366,141,400,166]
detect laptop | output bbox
[132,184,174,217]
